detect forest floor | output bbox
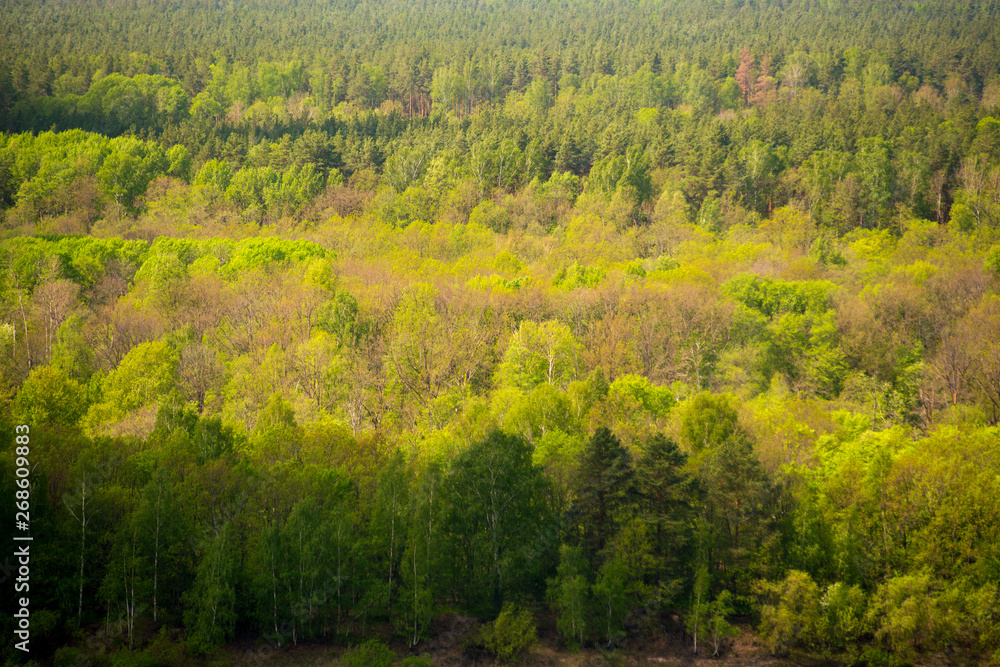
[224,613,840,666]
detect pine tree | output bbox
[635,434,696,582]
[554,133,585,176]
[570,427,634,561]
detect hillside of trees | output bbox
[2,0,1000,665]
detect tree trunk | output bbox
[75,481,88,627]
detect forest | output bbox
[2,0,1000,664]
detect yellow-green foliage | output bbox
[83,340,179,431]
[758,570,824,655]
[4,3,1000,662]
[483,605,538,664]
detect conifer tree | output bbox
[570,427,634,562]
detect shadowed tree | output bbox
[569,427,634,562]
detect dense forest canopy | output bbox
[2,0,999,89]
[2,0,1000,665]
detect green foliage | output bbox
[810,238,847,267]
[705,590,739,656]
[97,136,169,213]
[653,255,680,271]
[543,171,580,200]
[723,274,835,319]
[107,649,157,667]
[483,604,538,664]
[141,630,187,666]
[685,564,710,654]
[698,426,776,600]
[399,656,433,667]
[607,374,674,418]
[959,582,1000,655]
[499,320,579,390]
[85,73,189,133]
[634,434,695,583]
[102,340,179,412]
[571,427,634,559]
[467,274,530,293]
[54,647,89,667]
[3,129,108,212]
[13,365,87,426]
[552,262,606,290]
[184,524,238,653]
[865,574,949,662]
[5,2,1000,663]
[986,244,1000,274]
[189,91,223,126]
[532,429,583,510]
[820,582,868,650]
[341,639,396,667]
[193,159,233,192]
[258,60,306,99]
[502,384,576,445]
[445,430,553,611]
[593,556,629,646]
[224,237,331,273]
[469,200,511,233]
[678,392,740,452]
[758,571,823,655]
[316,289,359,341]
[548,546,590,646]
[166,145,192,181]
[587,146,652,208]
[227,164,324,216]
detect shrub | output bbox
[705,590,740,656]
[143,629,187,667]
[54,647,88,667]
[866,573,946,664]
[399,656,433,667]
[340,639,396,667]
[758,570,822,655]
[108,651,157,667]
[820,582,868,650]
[483,604,538,664]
